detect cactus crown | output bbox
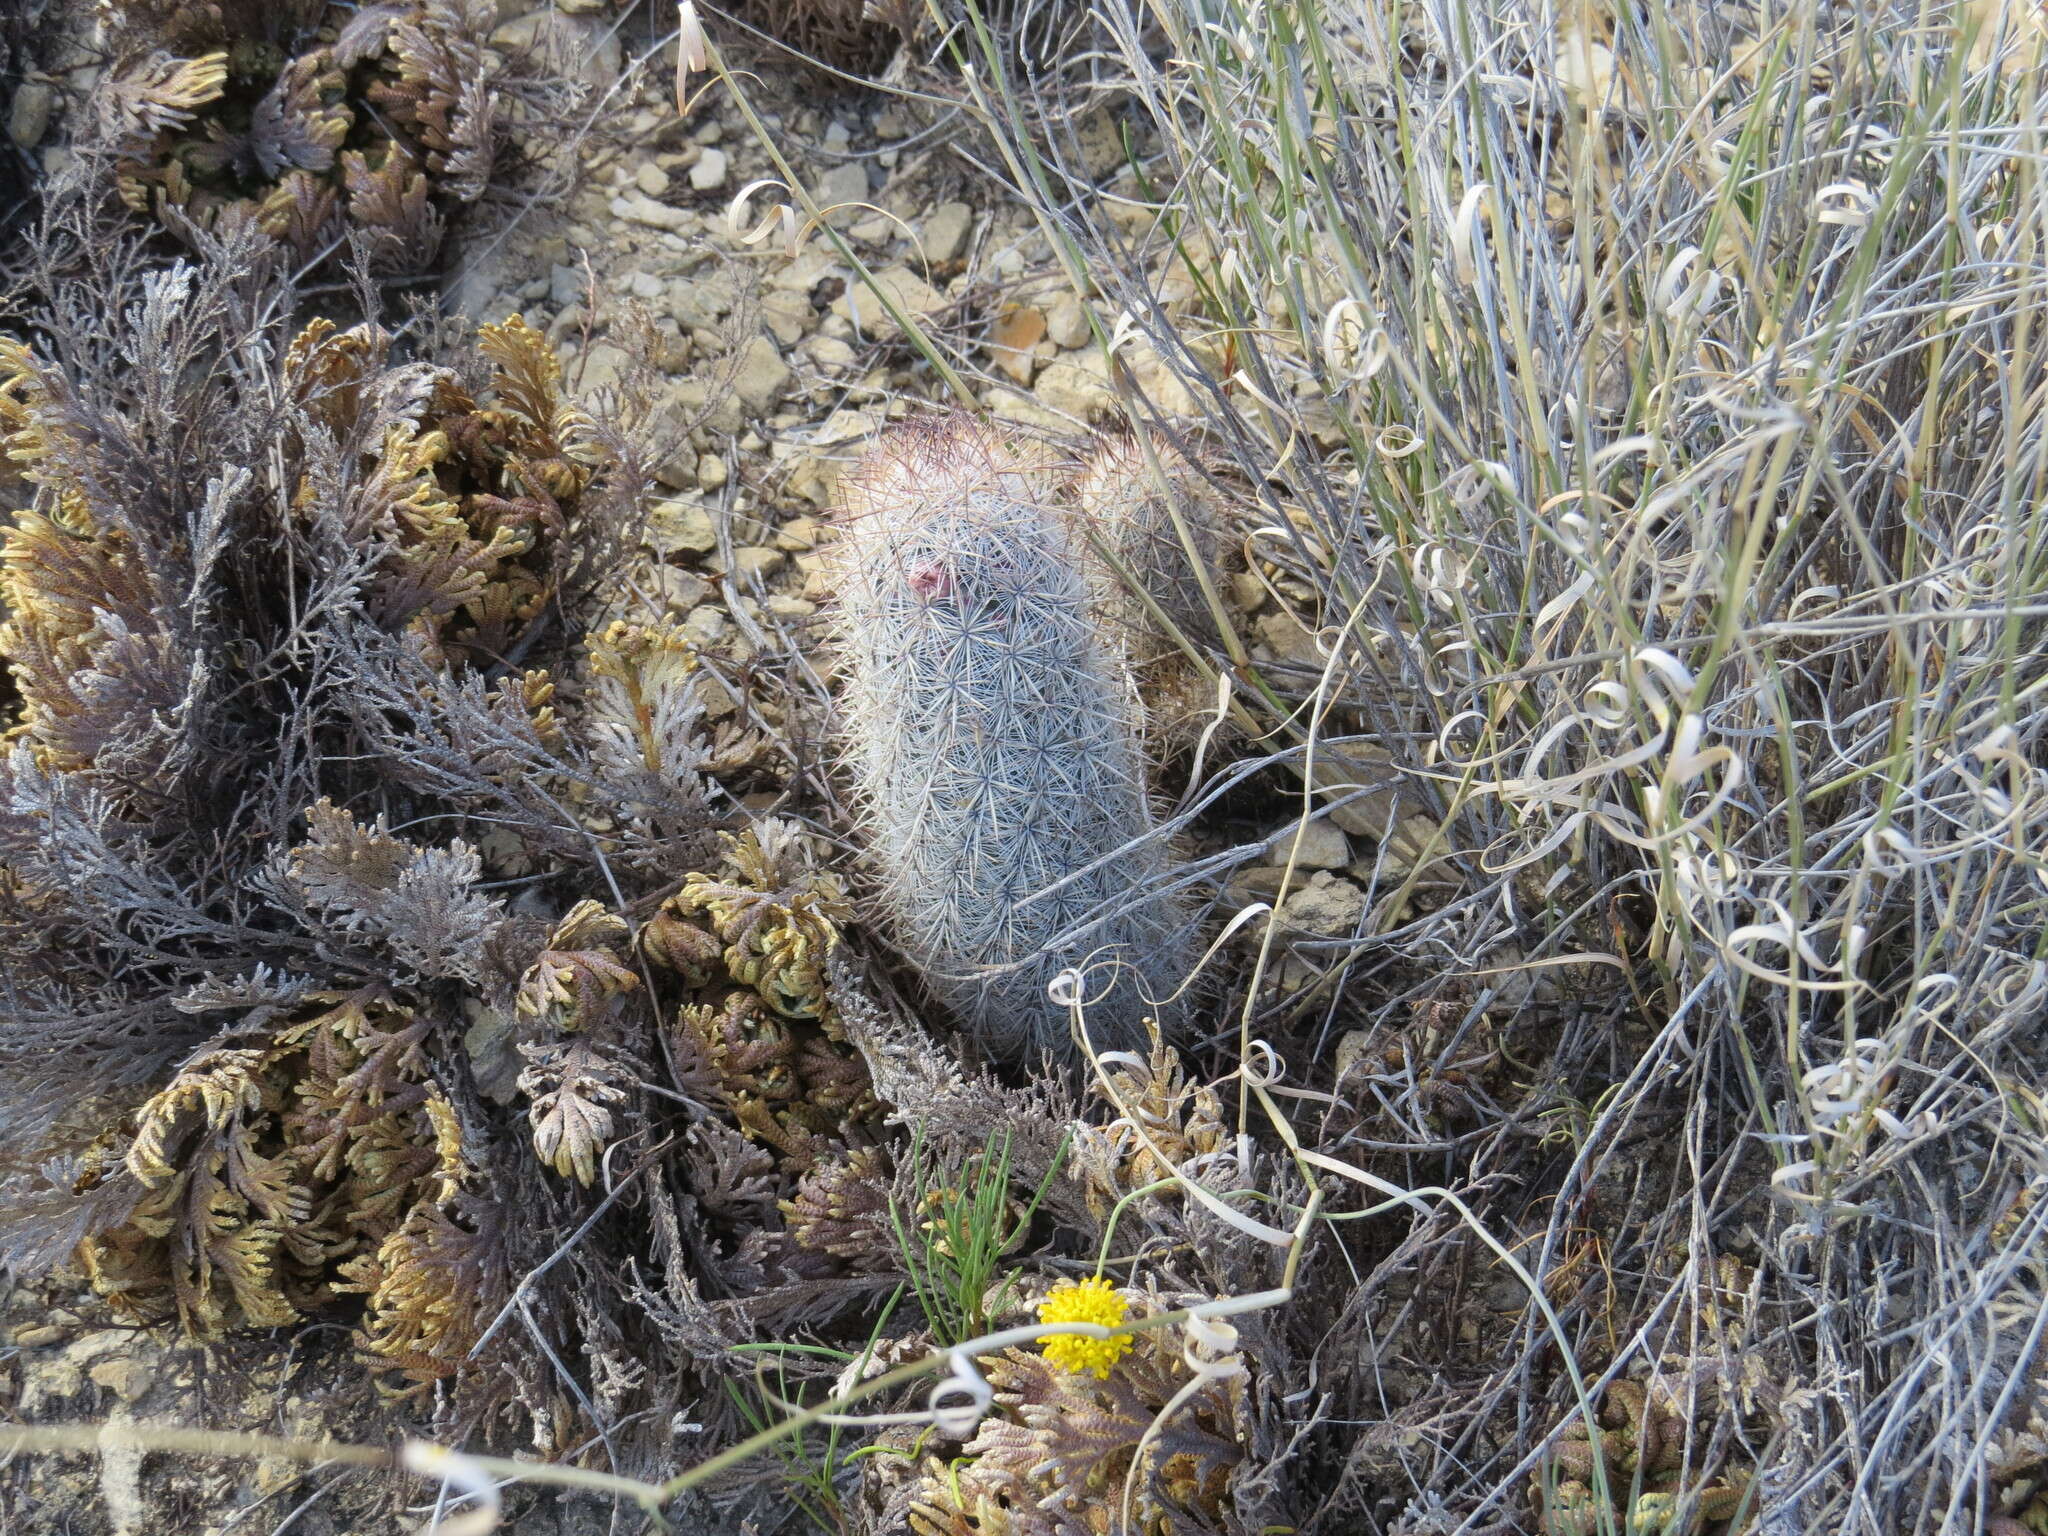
[832,418,1193,1061]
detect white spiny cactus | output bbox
[832,417,1193,1061]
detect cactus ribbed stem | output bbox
[833,418,1191,1061]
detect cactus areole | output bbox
[832,418,1193,1062]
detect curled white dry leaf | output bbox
[1182,1311,1245,1374]
[1048,967,1086,1009]
[1906,971,1960,1024]
[1376,423,1425,457]
[1583,680,1632,729]
[1450,183,1494,285]
[1861,825,1920,877]
[929,1350,993,1439]
[1724,900,1861,991]
[1815,181,1878,226]
[1532,570,1594,635]
[674,1,707,113]
[1554,509,1592,556]
[1628,646,1696,728]
[1671,845,1736,913]
[727,179,805,256]
[1656,245,1723,323]
[1592,435,1659,470]
[1410,541,1469,611]
[401,1442,502,1536]
[1321,296,1390,382]
[1800,1037,1893,1128]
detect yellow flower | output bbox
[1036,1276,1132,1379]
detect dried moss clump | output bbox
[97,0,504,269]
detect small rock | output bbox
[1126,338,1198,415]
[766,594,818,620]
[759,290,814,345]
[8,81,56,151]
[1348,816,1443,875]
[653,444,697,490]
[776,515,821,550]
[697,452,729,491]
[923,201,974,266]
[988,389,1072,434]
[1230,571,1269,613]
[815,162,870,226]
[766,250,837,294]
[1263,817,1352,870]
[636,162,671,197]
[988,304,1047,385]
[645,565,713,614]
[786,459,830,506]
[461,1000,522,1104]
[794,551,833,599]
[811,406,880,446]
[1254,610,1323,669]
[681,605,729,647]
[731,334,793,411]
[669,271,736,329]
[1073,106,1125,177]
[689,147,729,191]
[565,340,632,395]
[722,546,786,582]
[1483,1277,1530,1312]
[1231,865,1311,899]
[1278,872,1369,937]
[807,335,857,373]
[696,671,739,719]
[1045,292,1091,348]
[613,192,690,231]
[1333,1030,1375,1083]
[89,1357,153,1404]
[1033,355,1115,421]
[13,1324,62,1347]
[663,373,744,434]
[493,11,622,88]
[832,267,945,341]
[1311,744,1426,840]
[648,499,718,557]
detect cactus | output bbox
[832,417,1193,1062]
[1071,431,1239,759]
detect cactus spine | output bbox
[832,417,1191,1061]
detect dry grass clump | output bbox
[915,0,2048,1531]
